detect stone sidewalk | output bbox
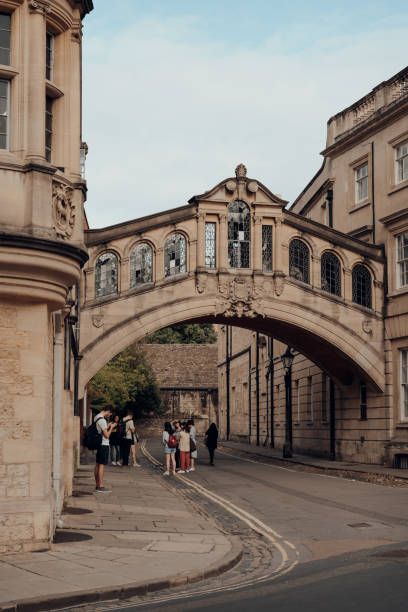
[220,440,408,480]
[0,463,241,612]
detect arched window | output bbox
[289,239,310,284]
[164,233,187,278]
[95,252,118,298]
[352,265,372,308]
[130,243,153,287]
[321,252,341,296]
[228,200,250,269]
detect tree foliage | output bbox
[145,323,217,344]
[88,346,161,418]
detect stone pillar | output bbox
[219,213,228,271]
[196,212,206,270]
[253,215,262,272]
[344,268,352,302]
[27,1,47,161]
[156,247,164,282]
[120,258,129,294]
[273,218,283,273]
[69,23,82,180]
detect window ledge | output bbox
[388,180,408,197]
[0,65,19,79]
[349,200,371,214]
[396,423,408,429]
[46,80,64,99]
[387,287,408,298]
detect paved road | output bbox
[97,440,408,612]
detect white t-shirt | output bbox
[95,414,109,446]
[124,417,134,440]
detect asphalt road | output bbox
[106,440,408,612]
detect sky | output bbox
[82,1,408,228]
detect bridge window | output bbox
[228,200,250,269]
[262,225,273,272]
[352,265,372,308]
[321,252,341,296]
[130,243,153,287]
[205,222,216,269]
[95,252,118,298]
[164,233,187,277]
[289,239,310,283]
[397,232,408,288]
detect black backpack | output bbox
[83,416,104,450]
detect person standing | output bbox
[205,423,218,466]
[109,414,121,465]
[178,424,191,474]
[130,425,141,467]
[122,409,135,467]
[162,421,176,476]
[173,421,182,471]
[187,419,197,472]
[94,406,116,492]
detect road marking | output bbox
[136,440,299,609]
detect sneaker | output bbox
[163,471,170,476]
[95,486,111,492]
[178,470,185,474]
[189,467,195,472]
[112,461,117,466]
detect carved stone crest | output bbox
[362,319,373,335]
[235,163,247,179]
[53,182,75,239]
[92,315,104,328]
[216,276,264,318]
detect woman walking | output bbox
[178,424,191,473]
[205,423,218,466]
[162,421,176,476]
[187,419,197,472]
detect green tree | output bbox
[145,323,217,344]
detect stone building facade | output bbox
[141,344,218,433]
[218,66,408,467]
[0,0,92,554]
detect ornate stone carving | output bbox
[362,319,373,335]
[273,271,286,296]
[53,182,75,239]
[247,180,258,193]
[29,0,50,14]
[235,163,247,179]
[196,273,207,294]
[226,180,236,193]
[92,315,104,328]
[216,276,264,318]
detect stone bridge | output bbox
[80,165,385,394]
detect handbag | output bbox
[190,439,196,453]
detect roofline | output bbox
[189,176,288,206]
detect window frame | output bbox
[46,31,55,82]
[355,162,369,204]
[164,232,187,278]
[0,12,11,67]
[205,222,216,269]
[45,95,53,162]
[352,264,372,309]
[289,238,310,284]
[400,349,408,423]
[321,251,341,296]
[94,251,119,299]
[262,224,273,272]
[130,242,153,288]
[395,140,408,185]
[396,231,408,289]
[227,200,251,269]
[0,77,9,150]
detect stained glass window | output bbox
[321,252,341,296]
[95,252,118,298]
[289,239,310,283]
[352,265,372,308]
[262,225,273,272]
[130,243,153,287]
[164,233,187,277]
[205,222,216,269]
[228,200,250,269]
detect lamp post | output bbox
[281,346,294,458]
[171,389,177,420]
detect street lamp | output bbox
[281,346,294,458]
[171,390,177,420]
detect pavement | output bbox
[219,439,408,480]
[0,459,241,612]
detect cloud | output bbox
[82,12,408,228]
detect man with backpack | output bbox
[93,406,116,492]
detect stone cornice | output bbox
[0,232,89,267]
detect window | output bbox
[396,141,408,184]
[289,239,310,283]
[95,252,118,298]
[228,200,250,268]
[321,252,341,296]
[164,233,186,277]
[205,222,216,269]
[46,32,54,81]
[130,243,153,287]
[262,225,273,272]
[360,381,367,420]
[0,79,9,150]
[352,265,372,308]
[400,350,408,423]
[306,376,313,422]
[45,96,53,162]
[397,232,408,288]
[355,163,368,203]
[0,13,11,66]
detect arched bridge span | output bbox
[79,166,385,393]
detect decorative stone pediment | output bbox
[53,182,75,239]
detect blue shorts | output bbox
[96,445,109,465]
[164,447,176,454]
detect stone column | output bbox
[120,258,129,294]
[344,268,352,302]
[69,23,82,180]
[196,212,206,270]
[156,247,164,282]
[253,215,262,272]
[273,217,283,273]
[27,1,48,161]
[218,213,228,271]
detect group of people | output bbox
[93,406,140,492]
[162,419,218,476]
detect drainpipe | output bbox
[371,142,376,244]
[226,326,230,440]
[52,312,63,526]
[329,379,336,460]
[256,332,260,446]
